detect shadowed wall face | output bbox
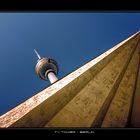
[0,31,140,128]
[45,37,140,127]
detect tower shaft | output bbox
[47,71,58,84]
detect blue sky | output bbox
[0,13,140,115]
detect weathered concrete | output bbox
[130,47,140,127]
[0,31,140,127]
[101,42,140,127]
[45,38,137,127]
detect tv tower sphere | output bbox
[34,49,59,84]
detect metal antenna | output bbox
[34,49,41,60]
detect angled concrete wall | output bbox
[0,31,140,127]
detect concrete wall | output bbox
[45,38,139,127]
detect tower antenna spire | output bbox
[34,49,41,60]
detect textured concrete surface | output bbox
[0,31,140,127]
[45,39,137,127]
[102,43,140,127]
[130,46,140,127]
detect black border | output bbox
[0,1,140,11]
[0,1,140,137]
[0,128,140,136]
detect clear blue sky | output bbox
[0,13,140,115]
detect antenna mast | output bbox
[34,49,41,60]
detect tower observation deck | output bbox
[34,49,59,84]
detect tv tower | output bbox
[34,49,59,84]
